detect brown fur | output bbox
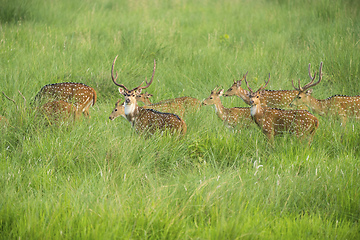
[34,82,97,118]
[247,76,319,143]
[202,87,252,128]
[224,74,300,109]
[39,100,78,125]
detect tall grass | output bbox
[1,0,360,239]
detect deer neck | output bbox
[307,97,326,115]
[237,89,251,105]
[124,102,139,124]
[250,104,264,124]
[214,100,226,121]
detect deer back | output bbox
[323,95,360,118]
[262,90,299,108]
[143,97,201,118]
[134,108,187,135]
[257,108,319,137]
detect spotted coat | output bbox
[34,82,97,118]
[136,92,201,118]
[291,91,360,123]
[202,88,252,128]
[39,100,77,124]
[248,85,319,142]
[224,78,299,109]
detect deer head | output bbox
[202,87,224,106]
[223,72,251,105]
[109,99,125,120]
[245,73,270,107]
[290,62,323,108]
[111,55,156,119]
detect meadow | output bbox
[1,0,360,239]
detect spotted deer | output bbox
[3,91,78,125]
[202,87,252,129]
[109,100,126,120]
[40,100,78,124]
[224,72,299,109]
[34,82,97,118]
[135,92,201,118]
[245,74,319,142]
[111,56,187,135]
[290,62,360,123]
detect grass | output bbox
[1,0,360,239]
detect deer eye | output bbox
[210,97,213,99]
[115,109,118,111]
[298,96,302,99]
[256,96,259,98]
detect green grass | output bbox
[1,0,360,239]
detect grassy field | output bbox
[1,0,360,239]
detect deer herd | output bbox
[2,57,360,144]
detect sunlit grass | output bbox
[1,0,360,239]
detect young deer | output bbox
[34,82,97,118]
[111,56,187,135]
[202,87,252,129]
[224,72,299,109]
[109,100,126,121]
[245,74,319,142]
[3,91,77,125]
[290,62,360,123]
[40,100,78,124]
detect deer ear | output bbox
[148,93,153,98]
[135,88,142,95]
[218,89,224,96]
[259,90,266,96]
[305,89,313,95]
[118,88,126,96]
[236,81,241,88]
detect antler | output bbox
[111,56,156,92]
[244,73,253,93]
[2,91,27,110]
[235,71,248,84]
[2,92,18,109]
[111,55,130,91]
[245,73,270,93]
[292,62,323,92]
[132,59,156,92]
[257,73,270,92]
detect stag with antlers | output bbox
[290,62,360,123]
[245,74,319,142]
[110,93,201,120]
[224,72,300,109]
[111,56,187,135]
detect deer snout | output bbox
[125,98,130,104]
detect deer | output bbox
[202,87,253,129]
[3,91,78,125]
[39,100,78,124]
[290,62,360,124]
[109,100,126,121]
[110,55,187,135]
[34,82,97,118]
[245,74,319,143]
[131,91,201,118]
[224,72,300,109]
